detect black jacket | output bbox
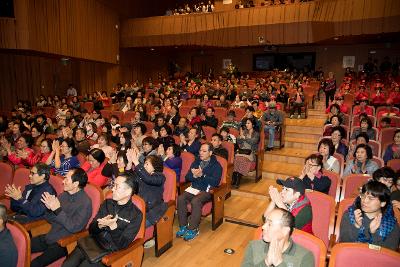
[202,116,218,129]
[88,199,143,251]
[134,163,167,225]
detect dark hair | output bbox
[110,115,119,122]
[277,208,296,236]
[219,127,230,134]
[167,144,181,157]
[305,153,323,170]
[380,117,391,125]
[35,163,51,181]
[70,168,88,188]
[356,132,370,144]
[201,142,213,152]
[361,180,391,213]
[31,125,43,135]
[212,133,223,141]
[360,117,372,129]
[119,132,132,148]
[98,134,109,144]
[330,103,341,113]
[117,150,128,166]
[189,127,201,138]
[118,172,139,196]
[62,138,78,156]
[318,138,335,156]
[245,106,255,112]
[353,143,373,159]
[145,155,164,173]
[245,118,259,132]
[134,123,147,135]
[88,122,97,133]
[207,107,215,113]
[331,126,346,139]
[89,148,106,164]
[393,129,400,140]
[142,136,157,150]
[159,125,172,136]
[373,167,396,183]
[75,127,87,136]
[41,139,52,151]
[190,107,199,116]
[0,204,7,225]
[19,134,33,147]
[330,115,342,125]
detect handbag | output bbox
[77,235,110,263]
[237,148,252,155]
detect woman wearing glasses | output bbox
[298,154,331,194]
[339,180,400,250]
[46,138,80,176]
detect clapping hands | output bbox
[97,214,118,230]
[41,192,60,211]
[4,184,22,200]
[268,186,286,209]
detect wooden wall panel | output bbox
[121,0,400,48]
[0,0,119,63]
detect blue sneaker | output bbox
[176,225,188,238]
[183,228,199,241]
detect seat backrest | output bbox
[328,243,400,267]
[371,156,384,168]
[105,193,146,241]
[12,167,30,193]
[143,121,154,135]
[77,152,87,166]
[84,183,104,227]
[253,227,326,267]
[179,106,191,117]
[180,151,195,183]
[111,111,123,121]
[221,141,234,164]
[333,153,344,176]
[122,111,135,124]
[334,197,355,241]
[229,128,239,137]
[341,174,370,200]
[202,126,216,142]
[162,167,177,202]
[323,170,340,201]
[49,175,64,196]
[379,127,396,148]
[214,107,227,118]
[257,128,265,154]
[215,156,227,185]
[368,140,381,158]
[387,159,400,172]
[0,162,13,195]
[305,191,335,248]
[100,109,111,119]
[8,220,30,267]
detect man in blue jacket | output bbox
[5,163,56,223]
[176,143,222,241]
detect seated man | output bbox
[74,127,90,155]
[220,110,240,130]
[173,117,189,137]
[6,163,56,223]
[242,208,314,267]
[62,172,143,267]
[339,180,399,251]
[176,143,222,241]
[264,177,313,234]
[262,102,283,151]
[201,107,218,129]
[210,133,228,161]
[30,168,92,267]
[0,204,18,267]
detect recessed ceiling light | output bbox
[333,37,339,40]
[150,48,155,51]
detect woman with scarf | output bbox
[339,180,399,250]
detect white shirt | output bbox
[67,87,77,96]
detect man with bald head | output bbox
[242,208,314,267]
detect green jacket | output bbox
[241,238,314,267]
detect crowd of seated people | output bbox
[1,65,400,265]
[166,1,215,16]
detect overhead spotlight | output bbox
[333,37,339,40]
[369,50,376,54]
[150,48,155,51]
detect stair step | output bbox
[308,114,327,119]
[285,137,319,150]
[284,118,325,127]
[262,161,303,179]
[265,148,315,164]
[308,109,326,116]
[285,131,322,141]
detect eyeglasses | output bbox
[359,193,378,201]
[379,177,393,184]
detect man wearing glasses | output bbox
[5,163,56,223]
[242,208,314,267]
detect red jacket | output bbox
[8,148,36,167]
[353,105,374,116]
[355,91,369,102]
[389,91,400,105]
[291,195,313,234]
[82,161,109,187]
[371,92,386,105]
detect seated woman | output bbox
[331,126,349,158]
[2,134,36,167]
[81,148,110,188]
[351,117,376,141]
[31,126,45,147]
[157,125,175,150]
[343,144,379,176]
[232,118,260,188]
[187,107,202,127]
[118,131,132,153]
[129,151,167,227]
[31,139,53,164]
[46,138,80,176]
[383,129,400,164]
[131,123,147,149]
[158,143,182,182]
[85,122,98,142]
[299,154,332,194]
[139,136,157,164]
[318,138,340,174]
[179,128,201,157]
[62,172,142,267]
[347,132,370,161]
[289,87,305,119]
[325,103,344,124]
[339,180,399,251]
[90,134,114,160]
[323,115,343,136]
